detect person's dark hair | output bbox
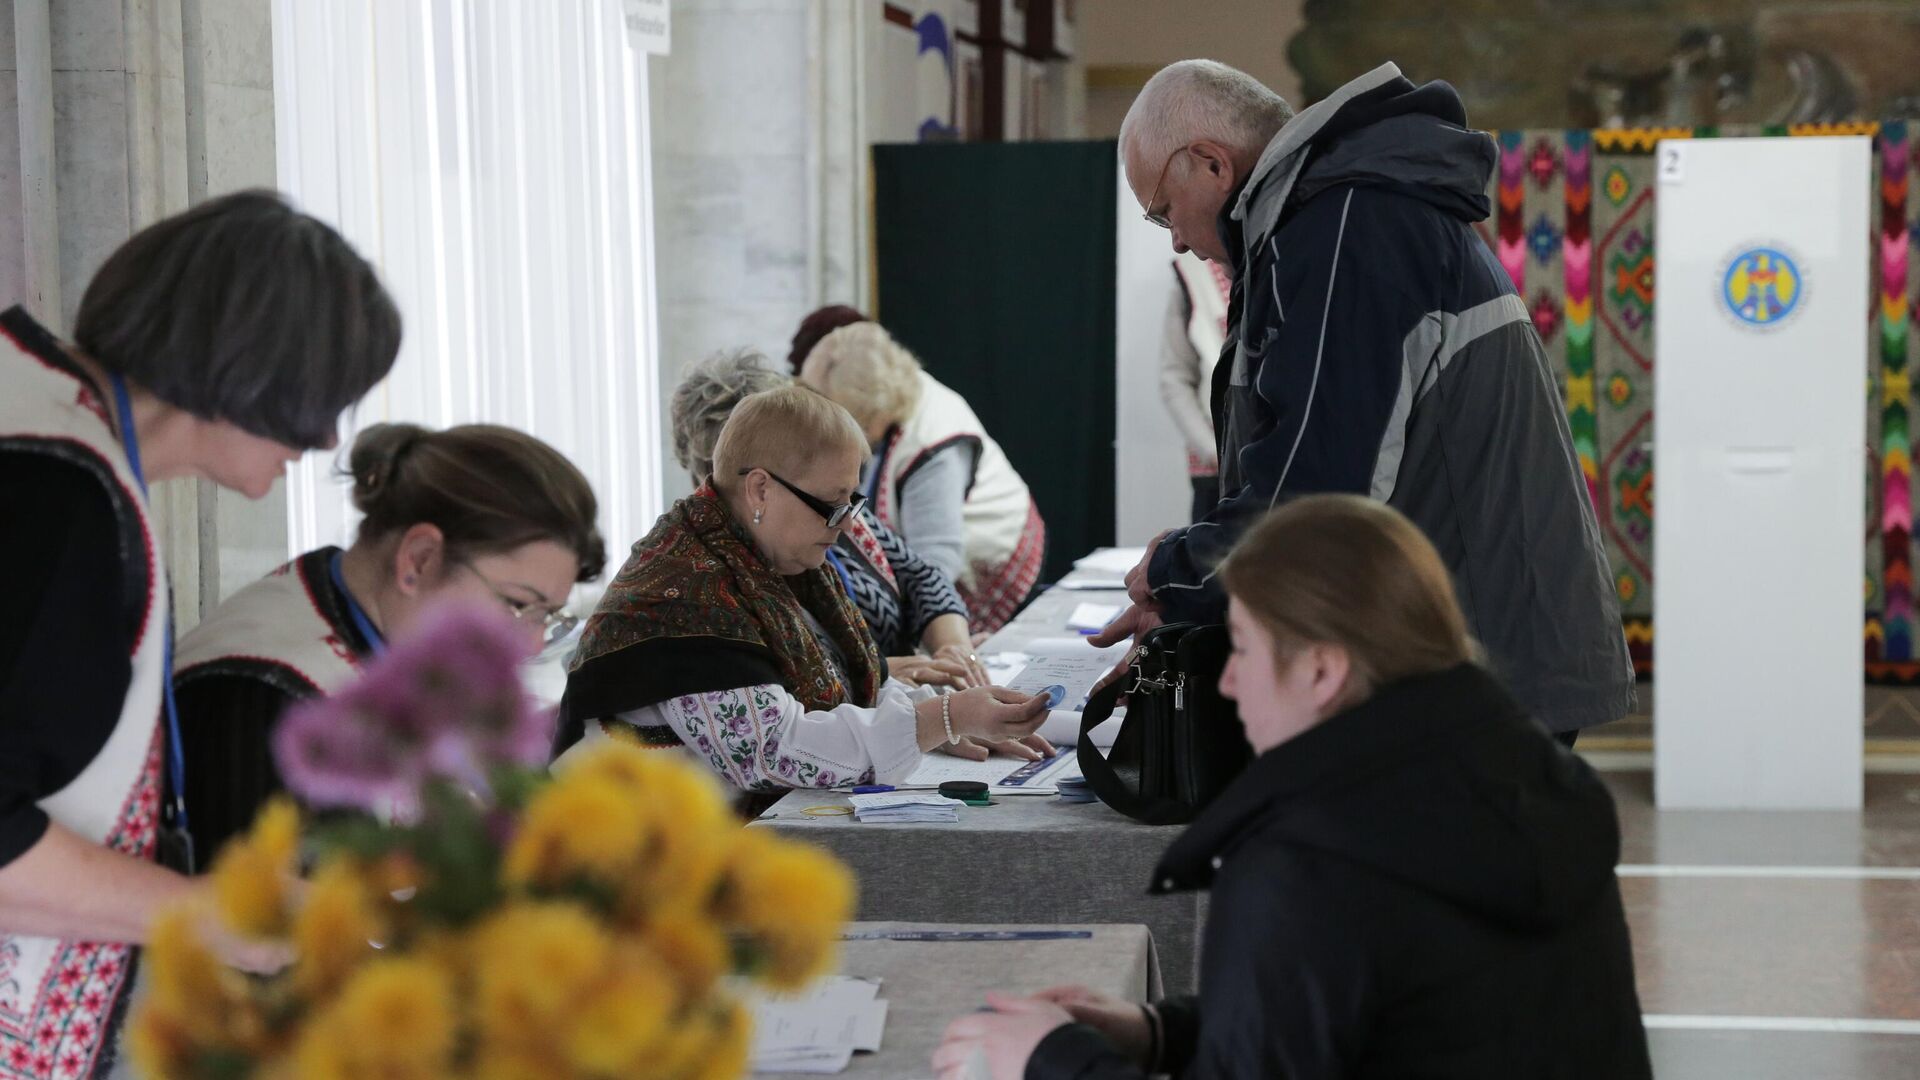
[73,189,401,450]
[788,304,869,375]
[346,423,607,582]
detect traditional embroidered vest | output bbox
[871,372,1039,593]
[174,549,364,700]
[1174,251,1232,428]
[0,311,165,1080]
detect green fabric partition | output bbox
[872,140,1118,585]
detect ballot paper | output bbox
[1057,577,1128,591]
[899,746,1082,793]
[1066,602,1122,634]
[1006,652,1121,713]
[1073,548,1148,576]
[849,791,958,823]
[751,976,889,1074]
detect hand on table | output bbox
[1030,985,1154,1068]
[890,653,980,691]
[932,643,993,688]
[933,992,1075,1080]
[937,732,1057,763]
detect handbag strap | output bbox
[1076,675,1196,827]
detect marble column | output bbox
[2,0,276,626]
[648,0,830,506]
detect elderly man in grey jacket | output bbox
[1094,59,1633,741]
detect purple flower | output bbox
[270,600,543,813]
[273,700,419,810]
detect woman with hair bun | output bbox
[173,422,606,862]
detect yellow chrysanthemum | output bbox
[503,773,648,888]
[635,765,737,910]
[143,907,247,1044]
[644,907,731,996]
[658,1001,753,1080]
[468,1051,560,1080]
[557,737,659,789]
[473,902,610,1036]
[209,799,301,938]
[322,957,458,1076]
[562,945,677,1072]
[291,860,385,999]
[125,1002,194,1080]
[720,832,854,990]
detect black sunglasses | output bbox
[740,468,866,529]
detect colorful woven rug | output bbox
[1476,122,1919,695]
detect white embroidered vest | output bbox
[174,553,362,697]
[0,318,165,1080]
[873,372,1034,592]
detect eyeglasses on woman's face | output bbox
[738,467,866,529]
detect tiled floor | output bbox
[1602,770,1920,1078]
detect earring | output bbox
[753,508,764,525]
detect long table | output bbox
[760,921,1159,1080]
[756,551,1210,995]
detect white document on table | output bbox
[1057,577,1128,591]
[900,747,1082,793]
[1006,652,1120,713]
[751,976,888,1073]
[1073,548,1147,575]
[1025,636,1130,660]
[1065,602,1122,634]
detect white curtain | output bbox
[271,0,662,590]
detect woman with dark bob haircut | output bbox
[0,189,400,1075]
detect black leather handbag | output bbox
[1075,622,1253,825]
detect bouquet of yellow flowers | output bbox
[131,604,853,1079]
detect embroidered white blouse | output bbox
[563,679,934,794]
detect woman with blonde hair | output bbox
[670,348,988,689]
[936,495,1650,1080]
[802,322,1045,635]
[556,385,1052,803]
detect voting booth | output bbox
[1653,136,1871,809]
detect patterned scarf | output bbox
[565,484,886,727]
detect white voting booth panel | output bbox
[1653,136,1869,809]
[1113,161,1194,544]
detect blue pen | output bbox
[851,784,897,794]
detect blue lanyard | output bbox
[823,546,856,600]
[110,375,190,840]
[328,551,386,654]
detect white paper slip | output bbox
[1038,711,1121,750]
[984,652,1028,686]
[1025,636,1130,660]
[900,747,1081,793]
[1065,602,1122,634]
[1057,577,1128,591]
[849,791,957,823]
[1006,652,1119,713]
[1073,547,1147,575]
[750,976,889,1073]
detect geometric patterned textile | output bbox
[1477,122,1918,684]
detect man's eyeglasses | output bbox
[1142,144,1189,230]
[741,468,866,529]
[456,561,578,647]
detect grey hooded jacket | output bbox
[1144,63,1634,732]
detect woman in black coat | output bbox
[936,495,1652,1080]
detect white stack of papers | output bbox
[1066,602,1122,634]
[848,791,958,823]
[1073,547,1147,575]
[751,976,889,1074]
